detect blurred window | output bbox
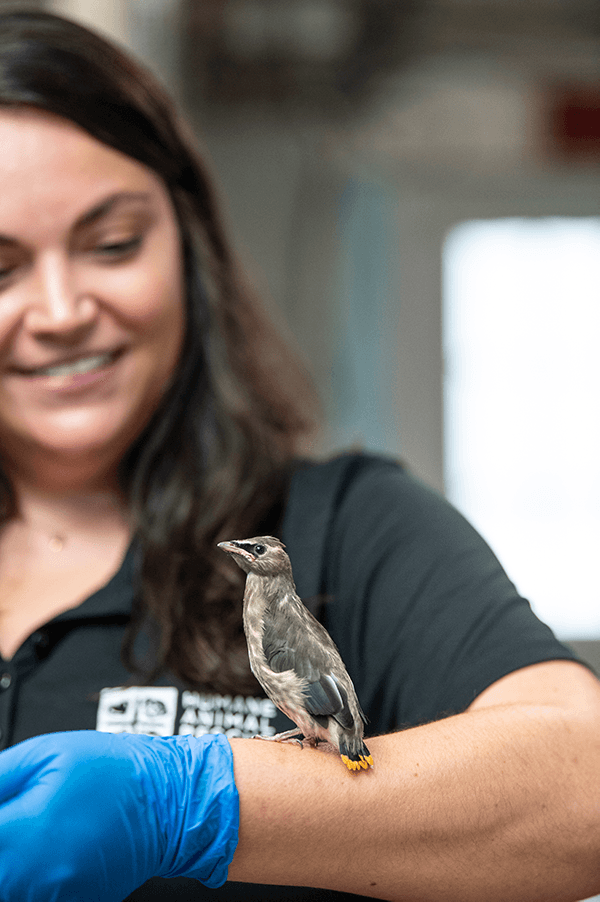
[443,218,600,639]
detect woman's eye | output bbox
[0,262,18,284]
[94,235,143,259]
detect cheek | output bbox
[139,265,186,389]
[102,243,186,346]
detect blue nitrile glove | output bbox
[0,730,239,902]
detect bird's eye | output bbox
[254,544,266,555]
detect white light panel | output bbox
[443,217,600,639]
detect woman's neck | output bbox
[13,482,128,533]
[1,441,124,496]
[0,477,132,661]
[0,451,131,540]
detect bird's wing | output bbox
[262,596,355,730]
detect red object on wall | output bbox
[548,85,600,160]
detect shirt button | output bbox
[32,631,50,656]
[0,673,10,690]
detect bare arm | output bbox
[228,659,600,901]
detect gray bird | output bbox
[217,535,373,772]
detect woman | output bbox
[0,8,318,698]
[0,11,600,902]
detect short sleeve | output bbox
[317,456,577,731]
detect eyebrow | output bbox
[0,191,154,246]
[75,191,154,229]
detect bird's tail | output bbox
[339,736,373,772]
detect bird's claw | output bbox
[252,729,308,749]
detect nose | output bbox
[23,254,99,340]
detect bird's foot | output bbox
[253,728,304,746]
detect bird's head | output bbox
[217,536,292,577]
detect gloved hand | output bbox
[0,730,239,902]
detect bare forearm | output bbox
[229,702,600,901]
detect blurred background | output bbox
[10,2,600,668]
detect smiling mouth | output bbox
[19,350,121,379]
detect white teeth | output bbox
[33,353,113,378]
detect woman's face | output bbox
[0,109,185,479]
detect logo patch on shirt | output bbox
[95,687,280,738]
[96,686,178,736]
[178,690,278,738]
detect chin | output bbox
[28,432,131,463]
[4,410,151,466]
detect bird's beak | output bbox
[217,541,256,563]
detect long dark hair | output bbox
[0,10,318,692]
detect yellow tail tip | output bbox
[341,753,374,772]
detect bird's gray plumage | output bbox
[218,536,373,771]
